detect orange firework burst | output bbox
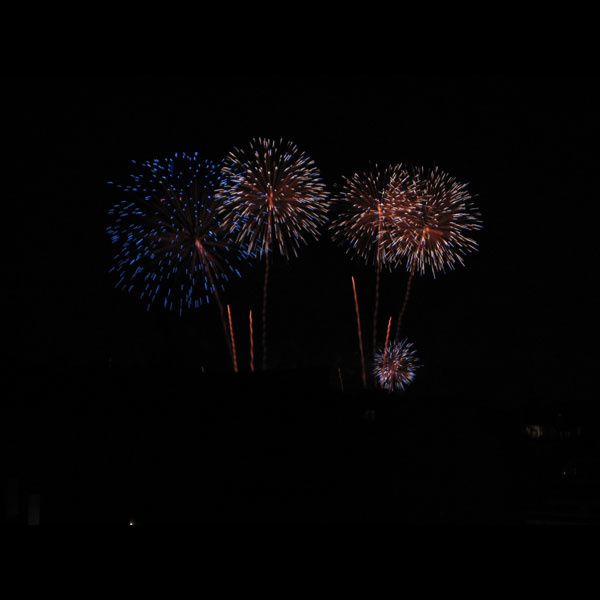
[390,166,481,339]
[331,164,411,268]
[217,138,330,260]
[391,166,481,277]
[217,138,329,370]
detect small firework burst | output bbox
[331,164,411,268]
[107,152,246,315]
[373,339,419,392]
[392,167,481,276]
[216,138,330,259]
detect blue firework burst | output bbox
[107,152,247,315]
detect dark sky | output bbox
[6,76,597,403]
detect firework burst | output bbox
[217,138,329,369]
[392,166,481,277]
[107,152,246,316]
[331,164,411,268]
[390,167,481,339]
[216,138,329,259]
[107,152,249,368]
[373,339,419,392]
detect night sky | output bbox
[7,76,597,405]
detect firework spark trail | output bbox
[217,138,329,370]
[395,263,416,340]
[373,339,419,392]
[373,204,383,353]
[261,213,272,371]
[383,316,392,353]
[338,367,344,393]
[383,316,392,363]
[381,316,393,386]
[227,304,238,373]
[249,308,254,373]
[351,276,367,389]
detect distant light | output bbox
[129,520,135,526]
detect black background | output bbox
[4,76,598,523]
[7,76,596,397]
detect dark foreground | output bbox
[4,367,600,524]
